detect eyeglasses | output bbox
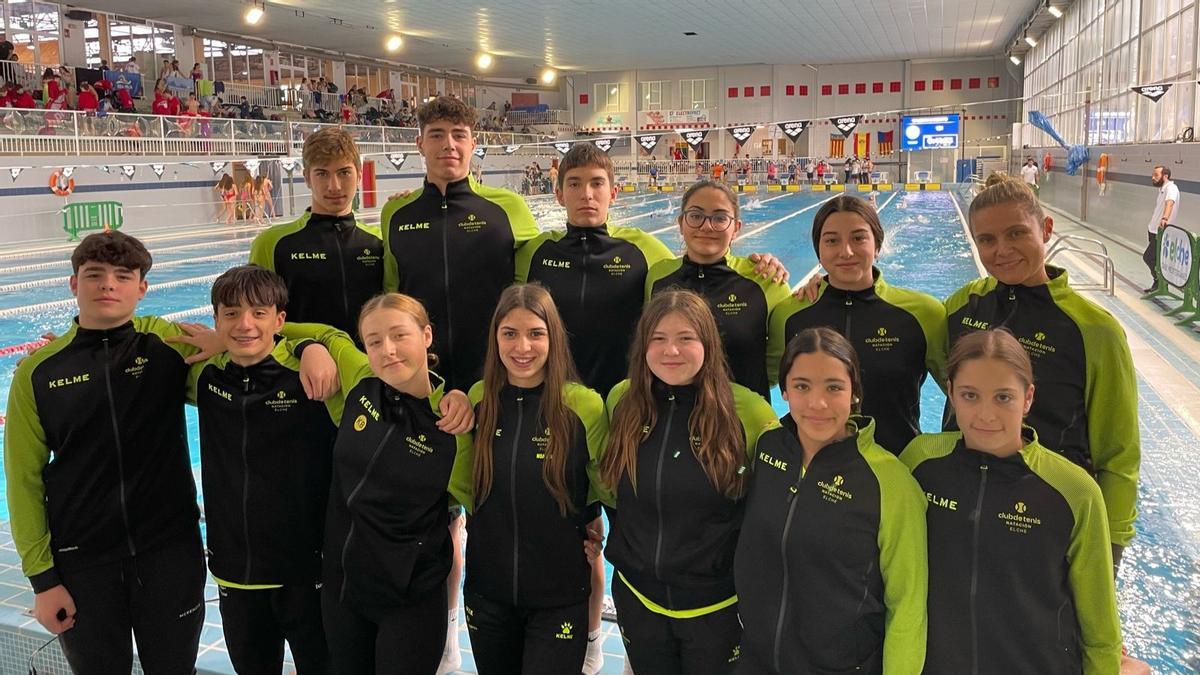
[683,210,735,231]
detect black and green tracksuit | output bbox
[734,416,928,675]
[249,209,384,338]
[515,222,674,395]
[4,317,205,673]
[459,380,609,673]
[646,253,791,399]
[768,269,946,453]
[381,176,539,390]
[900,431,1122,675]
[602,378,778,673]
[318,333,473,672]
[944,266,1140,549]
[187,337,342,673]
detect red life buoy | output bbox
[49,170,75,196]
[1042,153,1053,173]
[1096,153,1109,185]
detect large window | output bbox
[593,82,627,112]
[3,1,61,71]
[680,78,714,110]
[640,80,667,110]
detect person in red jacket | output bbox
[13,84,35,109]
[116,87,134,113]
[152,89,170,115]
[166,89,181,117]
[76,81,99,114]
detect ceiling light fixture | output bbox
[1025,33,1038,47]
[244,3,264,25]
[540,68,557,84]
[1010,54,1022,65]
[476,53,493,70]
[386,35,403,52]
[1048,5,1063,18]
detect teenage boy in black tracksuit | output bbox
[249,127,382,339]
[187,265,344,674]
[4,232,212,674]
[381,96,538,392]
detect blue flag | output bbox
[103,69,142,98]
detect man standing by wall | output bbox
[1143,165,1179,293]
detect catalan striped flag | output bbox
[829,133,845,157]
[877,130,894,155]
[854,132,870,158]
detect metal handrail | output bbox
[1046,235,1115,295]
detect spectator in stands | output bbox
[11,82,35,108]
[767,159,777,184]
[76,80,98,115]
[152,88,170,115]
[124,56,139,74]
[116,86,135,113]
[503,100,511,116]
[340,98,354,124]
[100,58,110,71]
[165,89,181,117]
[190,63,202,81]
[43,67,61,99]
[238,95,250,118]
[170,59,181,76]
[46,82,71,111]
[184,93,200,115]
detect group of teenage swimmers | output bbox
[4,95,1140,675]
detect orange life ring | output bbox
[1096,153,1109,185]
[49,170,75,196]
[1042,153,1053,173]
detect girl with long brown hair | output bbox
[455,283,609,673]
[598,289,777,674]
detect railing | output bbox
[0,61,41,91]
[613,158,824,185]
[0,108,554,157]
[1046,234,1115,296]
[505,109,571,126]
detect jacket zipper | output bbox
[338,425,397,603]
[969,462,989,675]
[652,393,677,607]
[772,465,806,672]
[332,224,350,329]
[240,374,253,583]
[579,231,591,310]
[844,295,854,336]
[440,196,453,381]
[101,336,137,557]
[510,394,526,606]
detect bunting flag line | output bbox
[120,165,136,180]
[98,165,111,174]
[504,145,522,154]
[9,167,24,182]
[210,161,226,175]
[593,138,614,153]
[681,129,709,149]
[386,153,407,170]
[554,141,574,155]
[151,164,165,179]
[61,166,76,179]
[1132,84,1171,102]
[636,134,660,153]
[831,115,862,138]
[727,125,754,145]
[473,146,487,158]
[279,158,298,174]
[778,120,810,141]
[244,159,260,178]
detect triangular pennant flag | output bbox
[727,125,754,144]
[211,161,226,175]
[831,115,862,138]
[386,153,407,170]
[9,167,23,182]
[61,166,76,179]
[245,159,260,178]
[504,145,522,154]
[554,141,573,155]
[120,165,136,180]
[279,158,297,174]
[636,134,660,152]
[151,164,165,179]
[680,129,709,149]
[99,165,111,174]
[1132,84,1171,102]
[593,138,614,153]
[778,120,810,141]
[473,146,488,158]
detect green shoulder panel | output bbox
[448,432,476,514]
[644,257,685,301]
[355,220,382,241]
[565,382,612,507]
[731,383,781,456]
[470,177,539,247]
[279,321,371,396]
[727,254,794,312]
[134,315,200,363]
[514,230,565,283]
[248,212,310,269]
[860,429,929,675]
[272,338,346,424]
[898,431,961,473]
[609,225,675,268]
[467,380,486,407]
[379,188,426,291]
[942,276,997,319]
[4,325,78,580]
[1052,286,1140,548]
[876,277,948,390]
[765,286,823,386]
[1023,442,1122,673]
[185,355,228,406]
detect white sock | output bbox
[588,628,601,642]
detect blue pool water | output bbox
[1,187,1197,672]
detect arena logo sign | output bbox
[386,153,407,170]
[777,120,810,141]
[636,134,660,152]
[681,129,709,148]
[831,115,862,137]
[1132,84,1171,103]
[554,141,574,155]
[504,144,522,154]
[727,126,754,144]
[593,138,614,153]
[473,146,488,158]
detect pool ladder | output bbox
[1046,234,1115,296]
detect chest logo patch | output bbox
[997,501,1042,534]
[353,414,368,432]
[533,427,550,460]
[124,356,149,377]
[603,255,632,277]
[406,433,435,457]
[715,293,749,316]
[1017,331,1057,359]
[357,248,381,266]
[865,326,901,352]
[457,213,487,233]
[266,389,298,412]
[818,474,853,504]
